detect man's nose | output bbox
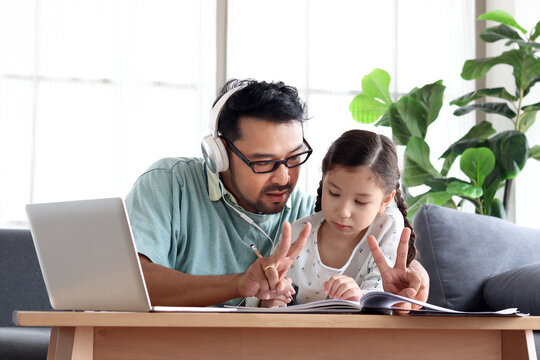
[270,163,290,185]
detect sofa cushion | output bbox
[413,204,540,312]
[0,229,52,327]
[483,262,540,315]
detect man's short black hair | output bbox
[214,79,308,141]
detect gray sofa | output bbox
[413,204,540,357]
[0,229,52,360]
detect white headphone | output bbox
[202,83,285,253]
[201,85,246,173]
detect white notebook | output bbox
[228,291,524,316]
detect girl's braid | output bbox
[394,182,417,266]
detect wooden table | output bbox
[14,311,540,360]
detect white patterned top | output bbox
[287,205,403,304]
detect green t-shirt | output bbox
[125,157,315,305]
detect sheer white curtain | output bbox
[0,0,216,227]
[511,0,540,228]
[227,0,477,199]
[2,1,538,228]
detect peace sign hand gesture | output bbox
[367,227,429,312]
[238,221,311,300]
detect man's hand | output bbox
[324,275,363,302]
[237,221,311,300]
[367,227,429,312]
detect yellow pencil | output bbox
[250,243,263,259]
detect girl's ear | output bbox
[378,189,396,214]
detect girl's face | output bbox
[321,165,395,239]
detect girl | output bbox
[261,129,417,306]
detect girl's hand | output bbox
[367,227,429,313]
[323,275,363,302]
[259,295,292,308]
[259,277,295,308]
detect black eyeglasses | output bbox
[222,137,313,174]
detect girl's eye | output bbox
[328,190,339,197]
[355,201,367,205]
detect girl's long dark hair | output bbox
[315,130,417,266]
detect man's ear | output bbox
[379,189,396,214]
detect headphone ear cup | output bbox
[201,135,229,173]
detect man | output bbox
[125,79,428,307]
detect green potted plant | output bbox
[349,10,540,220]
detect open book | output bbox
[230,291,526,316]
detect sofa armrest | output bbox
[413,204,540,311]
[483,262,540,315]
[0,327,50,360]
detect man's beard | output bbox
[231,179,293,214]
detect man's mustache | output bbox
[262,183,293,193]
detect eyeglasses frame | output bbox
[221,137,313,174]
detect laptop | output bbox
[25,197,234,312]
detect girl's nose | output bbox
[336,201,351,218]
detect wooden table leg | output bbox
[47,326,94,360]
[71,327,94,360]
[501,330,537,360]
[47,327,75,360]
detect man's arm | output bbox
[139,254,246,306]
[139,221,311,306]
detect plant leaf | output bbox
[532,20,540,41]
[460,147,496,187]
[406,191,454,220]
[440,153,458,177]
[506,50,540,91]
[487,130,529,179]
[374,112,390,127]
[446,180,483,198]
[450,87,517,106]
[440,138,487,159]
[408,80,445,125]
[518,111,537,133]
[453,102,516,119]
[524,75,540,97]
[440,121,496,175]
[461,49,540,91]
[479,24,523,43]
[424,177,463,192]
[361,68,393,105]
[478,10,527,34]
[503,39,540,49]
[389,97,428,145]
[458,120,497,140]
[482,168,503,211]
[486,198,506,219]
[529,145,540,160]
[403,136,441,187]
[522,102,540,112]
[349,94,388,124]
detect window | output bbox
[227,0,476,198]
[1,0,539,228]
[0,0,216,226]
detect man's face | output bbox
[220,116,306,214]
